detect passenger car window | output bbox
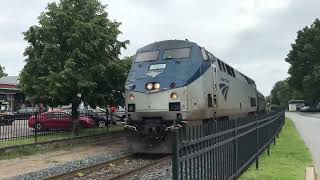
[62,112,70,119]
[225,64,232,76]
[135,51,159,62]
[221,62,226,72]
[18,109,25,113]
[217,59,223,71]
[163,48,191,59]
[231,68,236,77]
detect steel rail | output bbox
[109,155,172,180]
[43,153,135,180]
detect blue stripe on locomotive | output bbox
[126,40,211,93]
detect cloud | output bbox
[0,0,319,95]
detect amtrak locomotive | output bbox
[124,40,266,153]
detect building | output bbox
[288,100,305,112]
[0,76,24,112]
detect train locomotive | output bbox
[124,40,266,153]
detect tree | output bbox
[270,79,304,108]
[103,56,133,106]
[20,0,129,123]
[0,65,7,78]
[286,18,320,105]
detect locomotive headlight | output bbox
[170,92,178,100]
[154,83,160,90]
[146,83,153,90]
[129,94,134,101]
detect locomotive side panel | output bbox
[186,65,214,120]
[214,60,258,118]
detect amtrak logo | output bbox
[219,83,229,101]
[146,71,163,77]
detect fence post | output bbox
[34,112,38,143]
[172,127,180,180]
[234,118,238,179]
[255,116,259,170]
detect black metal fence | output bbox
[0,108,119,143]
[172,111,285,180]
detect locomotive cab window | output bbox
[163,48,191,60]
[135,51,159,62]
[201,48,209,61]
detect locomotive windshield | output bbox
[135,51,159,62]
[162,48,191,59]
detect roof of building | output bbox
[288,100,305,104]
[0,76,19,85]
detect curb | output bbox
[306,167,317,180]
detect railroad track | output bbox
[44,153,171,180]
[109,155,171,180]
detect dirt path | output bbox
[0,137,127,179]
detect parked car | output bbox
[300,106,319,112]
[14,107,38,120]
[0,111,14,125]
[79,109,108,128]
[114,106,126,122]
[300,106,311,112]
[28,110,95,131]
[63,108,108,128]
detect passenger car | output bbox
[14,107,38,120]
[63,108,108,128]
[113,106,126,122]
[0,111,14,125]
[78,109,108,128]
[28,111,95,130]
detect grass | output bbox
[0,125,124,160]
[240,118,313,180]
[0,125,123,148]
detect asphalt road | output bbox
[286,112,320,170]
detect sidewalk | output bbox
[0,137,126,179]
[286,112,320,171]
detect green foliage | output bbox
[286,18,320,104]
[103,56,133,106]
[20,0,129,107]
[0,65,7,77]
[270,79,304,108]
[240,118,313,180]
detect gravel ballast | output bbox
[12,150,129,180]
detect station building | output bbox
[288,100,305,111]
[0,76,24,112]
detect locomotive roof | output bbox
[136,40,198,53]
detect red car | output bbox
[28,111,95,130]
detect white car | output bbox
[94,106,126,122]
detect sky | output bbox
[0,0,319,95]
